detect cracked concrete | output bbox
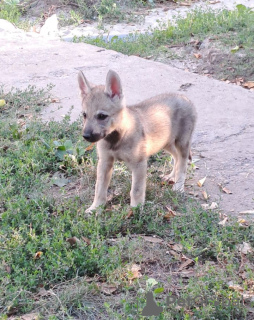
[1,31,254,216]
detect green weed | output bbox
[61,0,146,25]
[0,0,21,25]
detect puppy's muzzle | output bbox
[83,132,102,143]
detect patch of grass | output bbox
[74,5,254,81]
[0,0,21,25]
[1,86,254,319]
[75,5,254,53]
[61,0,146,26]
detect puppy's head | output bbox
[78,70,125,143]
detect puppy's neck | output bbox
[115,107,135,135]
[104,107,135,148]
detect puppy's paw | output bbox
[85,206,97,214]
[172,183,185,193]
[85,204,105,215]
[161,174,175,184]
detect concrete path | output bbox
[1,32,254,216]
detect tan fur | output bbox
[78,70,197,212]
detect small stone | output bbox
[0,19,16,32]
[40,14,59,37]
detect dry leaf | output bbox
[188,190,199,197]
[81,236,91,245]
[111,204,121,210]
[17,119,26,127]
[238,218,247,224]
[36,287,50,298]
[97,283,118,295]
[218,217,228,226]
[51,98,60,103]
[126,209,134,219]
[127,263,142,280]
[202,190,208,200]
[178,257,194,271]
[66,237,80,246]
[180,2,191,6]
[85,143,95,151]
[236,77,244,86]
[210,202,218,209]
[141,235,164,244]
[24,113,33,119]
[180,269,196,278]
[201,202,218,210]
[236,77,244,82]
[238,218,249,227]
[243,81,254,89]
[163,212,175,220]
[34,251,43,259]
[228,281,254,300]
[194,53,202,59]
[5,265,11,274]
[231,45,240,53]
[222,187,232,194]
[228,282,244,293]
[197,176,206,187]
[170,243,183,252]
[237,242,252,255]
[169,250,181,260]
[240,210,254,215]
[164,207,179,220]
[21,313,39,320]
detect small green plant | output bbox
[0,0,21,24]
[70,9,84,25]
[95,0,123,22]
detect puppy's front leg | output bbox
[86,156,114,213]
[130,160,147,207]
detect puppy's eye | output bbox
[83,112,87,119]
[97,113,108,120]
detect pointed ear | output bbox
[105,70,123,99]
[78,71,91,98]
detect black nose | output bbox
[83,133,91,141]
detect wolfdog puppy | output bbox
[78,70,197,212]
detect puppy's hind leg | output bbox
[161,144,179,183]
[172,142,190,192]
